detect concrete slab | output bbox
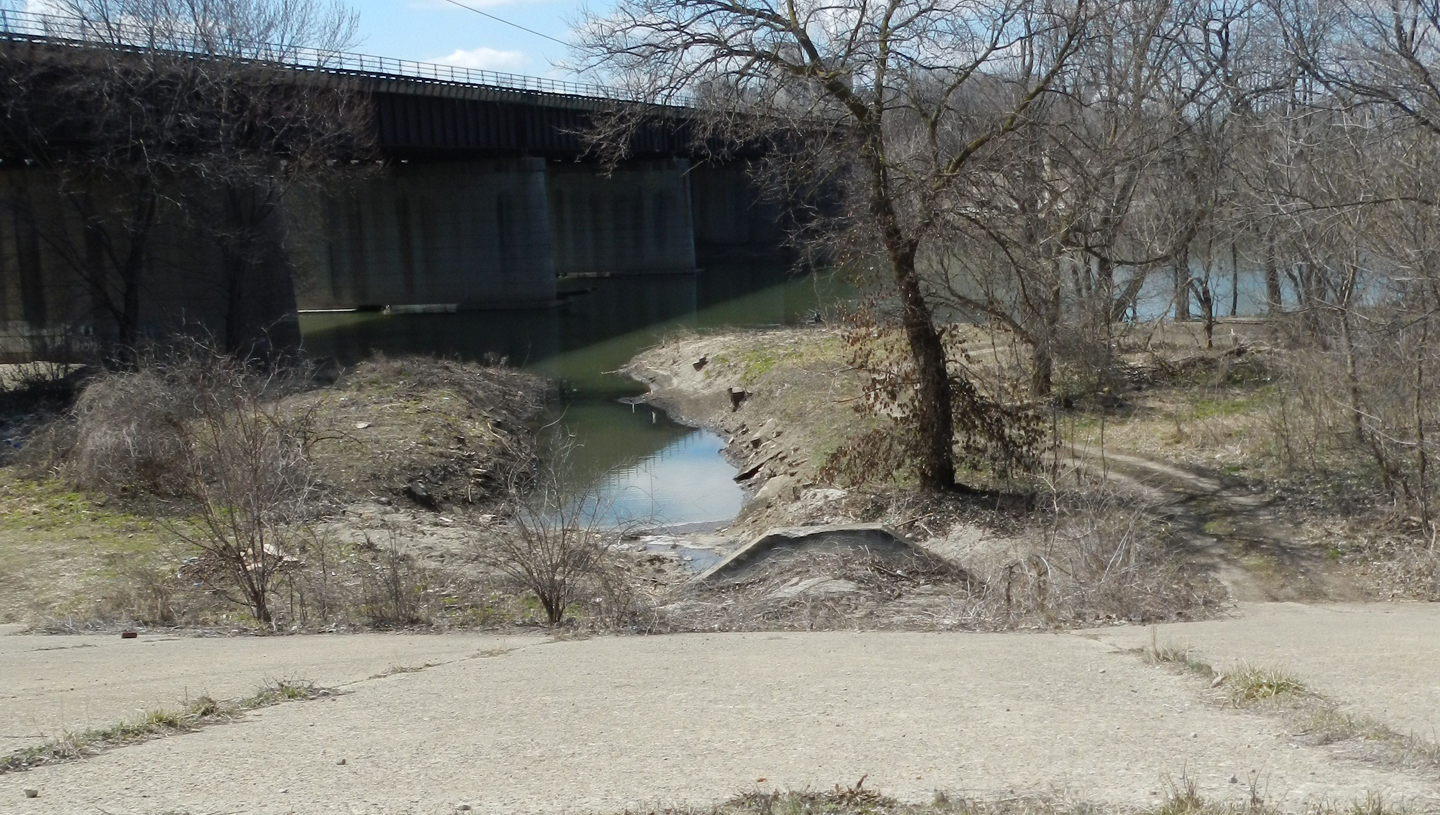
[1089,602,1440,740]
[0,632,547,754]
[5,628,1438,814]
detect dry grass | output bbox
[614,781,1413,815]
[641,490,1223,633]
[0,679,333,774]
[1144,641,1440,776]
[0,351,548,630]
[296,354,544,507]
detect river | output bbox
[298,259,842,528]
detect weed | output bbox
[612,783,1409,815]
[1142,643,1440,777]
[1225,664,1309,706]
[1144,637,1215,677]
[0,679,330,774]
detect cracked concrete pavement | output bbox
[2,604,1439,814]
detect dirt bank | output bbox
[0,356,548,628]
[626,328,863,531]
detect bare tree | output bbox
[475,435,623,627]
[576,0,1093,489]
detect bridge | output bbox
[0,11,788,360]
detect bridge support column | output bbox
[291,158,557,310]
[546,158,696,277]
[689,162,786,259]
[0,169,299,361]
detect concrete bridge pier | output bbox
[0,169,299,361]
[546,157,696,279]
[292,158,558,311]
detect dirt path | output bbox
[5,607,1440,814]
[1071,446,1356,602]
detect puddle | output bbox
[627,535,725,572]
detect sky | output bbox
[349,0,599,79]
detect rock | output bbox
[754,475,799,505]
[728,387,749,411]
[405,480,438,510]
[354,421,371,430]
[23,789,38,798]
[1229,775,1239,784]
[698,523,973,585]
[336,758,347,765]
[459,806,473,812]
[801,487,848,504]
[120,630,137,639]
[692,356,708,371]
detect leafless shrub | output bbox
[353,528,436,627]
[94,553,194,627]
[477,503,618,627]
[473,432,632,627]
[163,353,320,626]
[973,489,1224,627]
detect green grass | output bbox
[712,337,845,387]
[0,470,173,624]
[0,679,332,774]
[1188,388,1276,421]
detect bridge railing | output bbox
[0,8,692,107]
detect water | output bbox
[298,258,842,528]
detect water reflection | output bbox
[299,257,842,527]
[593,428,744,528]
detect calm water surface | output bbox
[299,260,842,527]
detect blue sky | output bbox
[350,0,595,78]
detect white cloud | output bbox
[431,46,529,72]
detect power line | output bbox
[438,0,569,47]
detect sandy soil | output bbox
[5,604,1440,814]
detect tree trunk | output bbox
[1264,235,1283,314]
[1416,313,1430,527]
[862,144,956,490]
[891,243,956,490]
[1198,279,1215,350]
[1031,274,1063,398]
[1173,252,1191,321]
[1230,240,1240,318]
[113,185,158,368]
[1338,294,1365,444]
